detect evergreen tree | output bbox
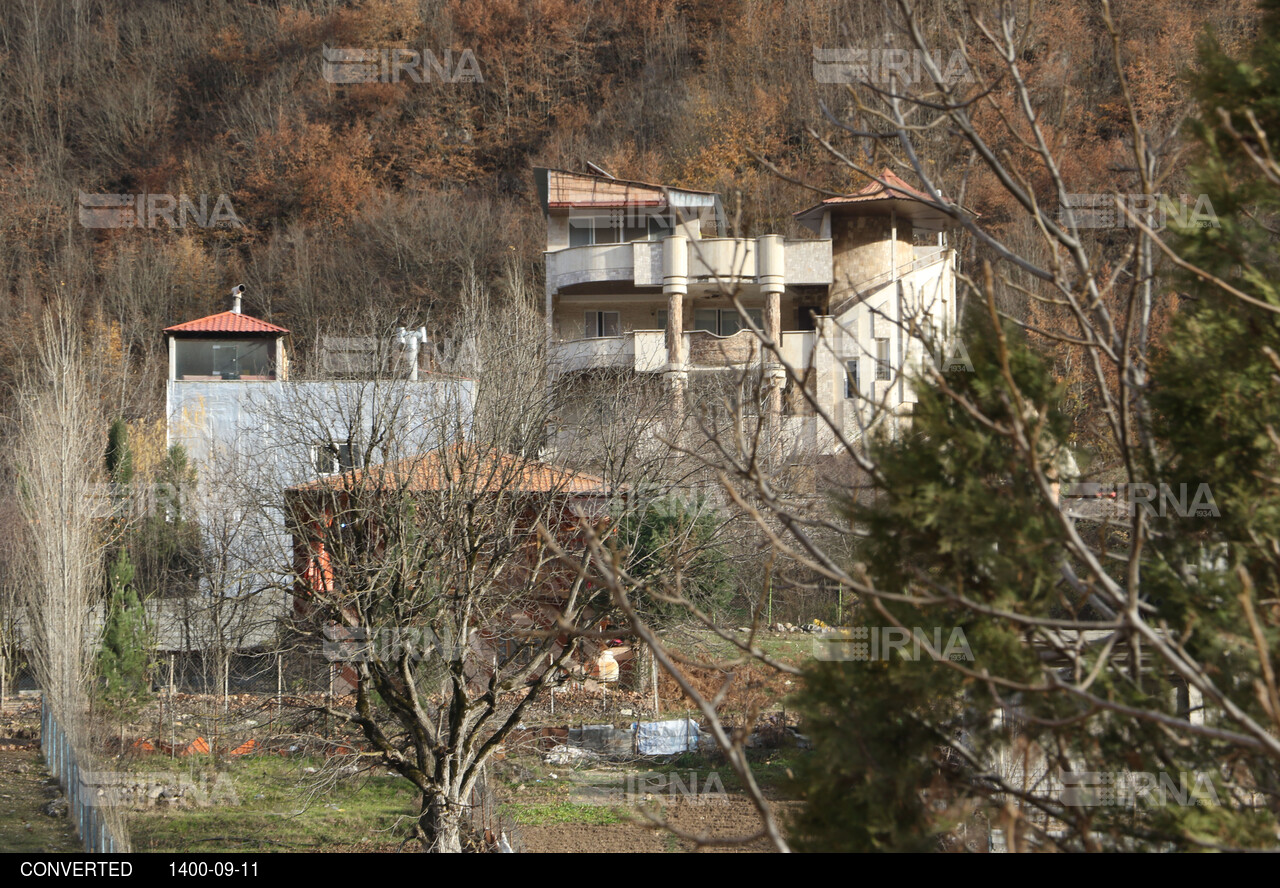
[97,548,150,716]
[787,7,1280,847]
[105,417,133,486]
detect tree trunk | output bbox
[419,792,463,853]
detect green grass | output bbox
[501,799,623,826]
[670,627,813,665]
[124,755,419,852]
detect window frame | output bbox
[584,310,621,339]
[313,441,360,476]
[845,359,860,399]
[693,308,764,336]
[874,338,891,381]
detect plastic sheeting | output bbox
[636,718,700,755]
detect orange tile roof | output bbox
[793,168,968,233]
[165,311,289,335]
[820,168,942,206]
[290,444,615,496]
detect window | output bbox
[584,311,620,338]
[212,344,239,379]
[693,308,764,336]
[648,216,672,240]
[570,216,670,245]
[845,360,860,398]
[593,221,620,244]
[569,219,592,247]
[314,442,360,475]
[656,309,668,330]
[174,338,275,380]
[569,218,617,245]
[875,339,891,381]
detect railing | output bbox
[551,328,821,375]
[40,698,129,853]
[548,238,833,290]
[829,249,952,318]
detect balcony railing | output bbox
[545,238,832,292]
[550,329,817,376]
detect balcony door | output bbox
[585,311,620,338]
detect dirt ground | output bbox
[0,744,81,852]
[520,797,792,853]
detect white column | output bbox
[757,235,787,439]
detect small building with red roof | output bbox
[165,291,289,383]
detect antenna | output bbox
[587,162,616,180]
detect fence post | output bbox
[651,649,659,716]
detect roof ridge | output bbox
[165,310,290,335]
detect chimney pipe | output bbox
[231,284,245,314]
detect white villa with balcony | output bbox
[537,166,964,456]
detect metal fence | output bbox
[465,763,524,852]
[159,650,335,696]
[40,699,129,853]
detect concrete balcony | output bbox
[779,330,816,371]
[550,329,817,376]
[545,237,832,293]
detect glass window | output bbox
[174,338,275,379]
[648,216,672,240]
[593,219,619,244]
[585,311,621,338]
[656,309,668,331]
[212,344,238,378]
[845,360,860,398]
[314,442,360,475]
[569,220,592,247]
[694,309,764,336]
[875,339,891,381]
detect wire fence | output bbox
[40,698,130,853]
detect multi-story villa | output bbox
[536,166,965,458]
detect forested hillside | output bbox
[0,0,1261,417]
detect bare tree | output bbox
[574,0,1280,851]
[14,306,110,722]
[257,290,629,852]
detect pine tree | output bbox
[105,417,133,486]
[787,5,1280,846]
[97,548,150,716]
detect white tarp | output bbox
[636,718,700,755]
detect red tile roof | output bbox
[793,168,968,233]
[819,168,941,206]
[165,311,289,335]
[290,444,615,496]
